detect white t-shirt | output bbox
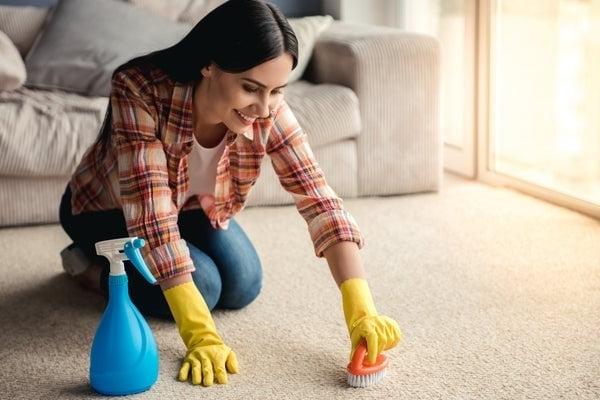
[184,133,228,202]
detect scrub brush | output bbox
[346,339,389,387]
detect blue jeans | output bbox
[59,186,262,319]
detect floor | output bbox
[0,174,599,399]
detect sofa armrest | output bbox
[306,21,441,196]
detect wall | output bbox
[0,0,324,17]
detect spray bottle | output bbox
[90,237,159,395]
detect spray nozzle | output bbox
[95,237,156,284]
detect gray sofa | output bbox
[0,19,440,227]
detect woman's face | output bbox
[197,53,293,134]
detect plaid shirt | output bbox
[69,65,364,281]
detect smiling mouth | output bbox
[235,109,256,124]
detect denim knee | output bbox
[216,255,262,310]
[187,242,222,311]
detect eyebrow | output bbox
[242,78,288,89]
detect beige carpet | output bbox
[0,174,599,400]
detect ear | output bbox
[201,62,217,78]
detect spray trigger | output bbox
[123,239,156,284]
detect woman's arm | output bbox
[159,272,193,290]
[327,241,402,363]
[265,100,364,260]
[323,241,366,287]
[264,100,400,361]
[111,69,194,281]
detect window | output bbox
[488,0,600,206]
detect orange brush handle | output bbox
[347,340,389,376]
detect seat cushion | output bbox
[0,87,108,177]
[246,139,358,207]
[0,81,359,178]
[0,140,359,226]
[0,176,69,227]
[285,81,361,148]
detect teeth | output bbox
[236,109,254,122]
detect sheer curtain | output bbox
[490,0,600,205]
[330,0,600,213]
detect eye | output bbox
[243,85,284,95]
[243,85,259,93]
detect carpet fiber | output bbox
[1,174,599,399]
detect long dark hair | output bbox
[97,0,298,153]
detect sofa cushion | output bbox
[126,0,193,21]
[0,81,358,177]
[126,0,225,24]
[287,15,333,83]
[0,5,49,57]
[284,81,361,148]
[24,0,190,97]
[0,31,26,91]
[0,87,108,177]
[176,0,227,24]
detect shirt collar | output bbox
[239,128,254,141]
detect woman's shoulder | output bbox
[111,63,175,98]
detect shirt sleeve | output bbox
[266,99,365,258]
[111,69,194,281]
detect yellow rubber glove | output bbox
[163,281,239,386]
[340,278,402,364]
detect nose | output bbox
[255,93,272,119]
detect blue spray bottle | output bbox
[90,237,159,395]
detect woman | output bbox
[59,0,401,388]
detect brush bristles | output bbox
[347,369,387,388]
